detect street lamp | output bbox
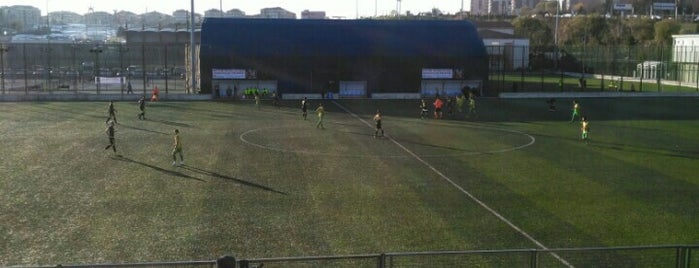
[0,44,8,95]
[89,45,103,94]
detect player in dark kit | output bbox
[104,121,117,153]
[137,97,146,120]
[301,97,308,120]
[105,100,117,124]
[373,110,384,138]
[419,99,428,119]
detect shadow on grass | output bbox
[111,156,206,182]
[588,141,699,160]
[334,129,376,138]
[533,132,699,160]
[391,137,476,153]
[149,119,192,128]
[119,123,170,135]
[181,166,287,195]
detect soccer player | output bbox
[456,94,465,114]
[581,116,589,144]
[468,92,477,117]
[272,92,280,108]
[315,103,325,129]
[104,120,117,153]
[151,86,159,102]
[419,99,428,119]
[373,109,384,138]
[570,100,581,122]
[301,97,308,120]
[433,96,444,119]
[137,96,146,120]
[172,129,184,166]
[254,92,261,110]
[546,98,557,112]
[105,100,117,124]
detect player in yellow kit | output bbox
[315,103,325,129]
[570,100,580,122]
[172,129,184,166]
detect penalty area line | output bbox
[331,100,573,268]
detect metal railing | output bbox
[0,43,191,95]
[16,245,696,268]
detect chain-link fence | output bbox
[0,43,190,95]
[240,245,697,268]
[2,43,698,97]
[488,44,699,95]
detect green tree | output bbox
[654,20,681,45]
[625,18,655,45]
[512,17,553,51]
[559,15,610,45]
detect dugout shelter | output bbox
[199,18,489,98]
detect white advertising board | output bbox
[212,69,246,79]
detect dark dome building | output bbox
[200,18,488,98]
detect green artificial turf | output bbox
[0,98,697,266]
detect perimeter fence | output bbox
[16,244,699,268]
[0,43,191,96]
[488,44,699,95]
[1,42,699,97]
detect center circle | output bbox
[239,123,535,158]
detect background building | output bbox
[672,34,699,85]
[259,7,296,19]
[0,5,42,32]
[301,10,326,19]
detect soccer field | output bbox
[1,98,698,266]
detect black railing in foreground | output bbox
[15,244,698,268]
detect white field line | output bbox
[331,101,573,268]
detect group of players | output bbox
[300,97,384,137]
[102,94,588,164]
[569,100,590,143]
[421,93,477,120]
[103,98,185,166]
[549,98,590,143]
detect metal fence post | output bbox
[217,256,236,268]
[688,246,693,268]
[378,253,386,268]
[530,249,538,268]
[675,246,688,268]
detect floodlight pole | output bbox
[555,1,559,70]
[190,0,196,94]
[544,0,560,70]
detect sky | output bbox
[2,0,470,19]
